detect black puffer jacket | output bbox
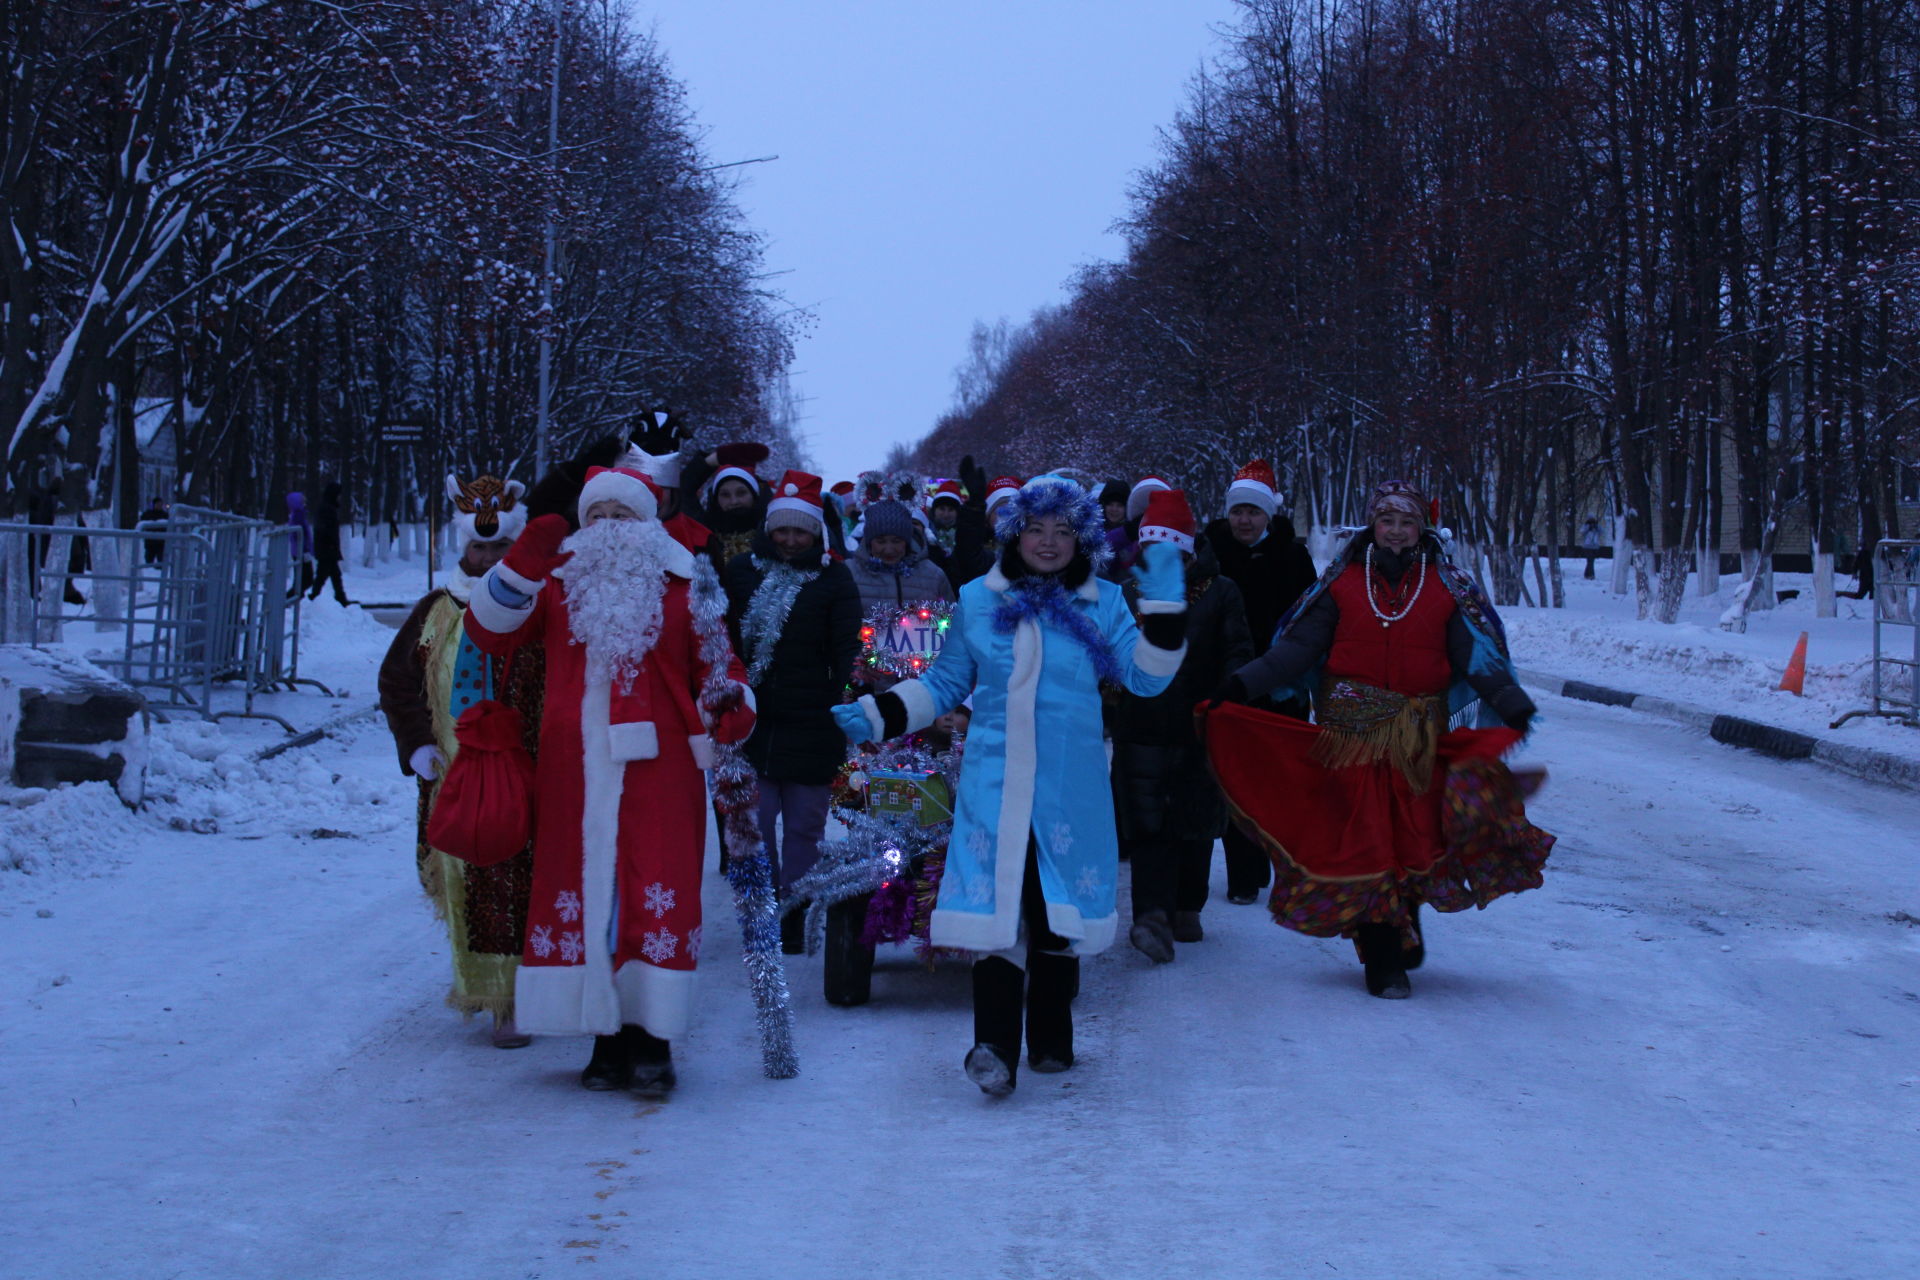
[1110,552,1255,842]
[1203,514,1317,649]
[724,534,863,784]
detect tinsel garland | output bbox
[737,555,818,686]
[991,578,1121,682]
[784,736,962,961]
[858,598,953,679]
[689,559,798,1079]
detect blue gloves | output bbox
[1131,540,1186,607]
[833,701,876,743]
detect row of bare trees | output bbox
[913,0,1920,619]
[3,0,804,528]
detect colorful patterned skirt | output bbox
[1201,695,1553,946]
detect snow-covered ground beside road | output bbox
[1501,559,1917,762]
[4,546,1918,1278]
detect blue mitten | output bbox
[1131,540,1187,609]
[833,701,877,743]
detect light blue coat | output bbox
[882,564,1183,956]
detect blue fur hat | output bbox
[993,474,1111,569]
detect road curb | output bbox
[1517,668,1920,792]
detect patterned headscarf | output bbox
[1366,480,1430,527]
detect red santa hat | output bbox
[930,479,967,507]
[1136,488,1196,555]
[1224,459,1278,517]
[765,469,825,533]
[830,480,856,498]
[1127,475,1172,521]
[984,475,1023,516]
[576,466,661,523]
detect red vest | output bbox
[1323,560,1455,695]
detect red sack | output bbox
[425,701,536,866]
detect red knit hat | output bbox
[1224,459,1278,516]
[766,469,825,533]
[1137,488,1196,554]
[984,475,1023,515]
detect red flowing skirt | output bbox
[1201,702,1554,939]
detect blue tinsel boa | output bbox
[990,577,1121,682]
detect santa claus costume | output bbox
[464,466,756,1093]
[377,474,542,1046]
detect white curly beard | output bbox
[554,519,674,690]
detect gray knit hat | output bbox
[860,499,917,547]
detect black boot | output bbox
[967,957,1024,1096]
[1171,910,1205,944]
[1402,903,1426,971]
[580,1033,633,1090]
[1128,909,1175,964]
[823,894,875,1007]
[626,1026,676,1099]
[1356,923,1411,999]
[780,902,806,956]
[1025,952,1077,1073]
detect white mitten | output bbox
[409,745,447,781]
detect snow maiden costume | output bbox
[1204,480,1554,998]
[377,474,543,1044]
[835,474,1188,1095]
[463,466,757,1093]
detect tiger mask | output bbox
[446,474,527,546]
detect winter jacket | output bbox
[1203,515,1317,650]
[313,482,344,562]
[927,503,993,588]
[1111,553,1255,842]
[1234,541,1535,728]
[724,535,863,784]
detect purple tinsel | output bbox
[990,578,1122,683]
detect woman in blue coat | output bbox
[836,474,1188,1096]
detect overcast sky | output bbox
[637,1,1242,483]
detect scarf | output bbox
[738,555,820,685]
[991,576,1120,683]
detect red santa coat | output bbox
[465,537,753,1040]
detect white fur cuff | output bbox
[494,561,544,597]
[688,734,714,769]
[608,721,659,762]
[1133,640,1187,678]
[856,694,886,742]
[892,679,937,734]
[1136,599,1187,615]
[469,575,535,635]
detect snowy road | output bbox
[4,689,1917,1279]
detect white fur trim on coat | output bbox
[688,734,714,769]
[1136,598,1187,615]
[1132,639,1187,679]
[607,720,659,762]
[469,566,537,634]
[494,561,543,597]
[614,959,697,1039]
[854,693,887,742]
[892,679,937,734]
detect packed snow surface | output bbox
[2,554,1916,1278]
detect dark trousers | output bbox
[1126,835,1211,919]
[1222,825,1271,897]
[971,836,1078,1071]
[308,556,347,603]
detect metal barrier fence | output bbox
[0,507,332,732]
[1833,538,1919,730]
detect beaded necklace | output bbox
[1364,543,1427,628]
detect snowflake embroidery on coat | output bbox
[558,931,584,964]
[687,925,703,963]
[1049,821,1075,859]
[554,890,583,924]
[642,927,679,964]
[1075,865,1108,900]
[643,882,677,919]
[528,924,555,958]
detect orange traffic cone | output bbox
[1778,631,1808,696]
